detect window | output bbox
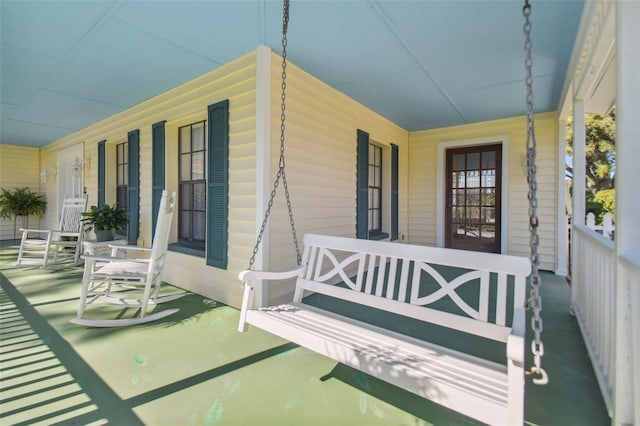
[116,142,128,236]
[356,129,398,241]
[116,142,128,210]
[369,144,382,234]
[178,121,206,248]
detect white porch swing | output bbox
[237,0,547,423]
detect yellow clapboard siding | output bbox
[409,112,558,270]
[38,50,260,307]
[265,52,410,281]
[0,145,42,240]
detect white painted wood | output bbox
[254,45,272,308]
[614,2,640,423]
[572,224,615,414]
[238,233,530,425]
[72,191,185,327]
[556,118,569,276]
[16,195,88,268]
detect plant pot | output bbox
[95,229,116,242]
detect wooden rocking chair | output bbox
[17,195,88,268]
[70,191,184,327]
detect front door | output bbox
[445,144,501,253]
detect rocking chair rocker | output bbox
[71,191,185,327]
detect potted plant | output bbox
[81,203,129,242]
[0,187,47,239]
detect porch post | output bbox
[572,99,586,226]
[556,118,568,276]
[570,100,586,311]
[613,1,640,424]
[254,45,272,307]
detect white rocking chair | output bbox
[17,195,88,268]
[70,191,184,327]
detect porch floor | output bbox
[0,243,608,425]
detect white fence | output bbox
[585,212,615,239]
[572,223,640,423]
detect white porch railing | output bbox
[571,224,616,414]
[572,224,640,422]
[619,252,640,425]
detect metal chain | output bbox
[248,0,301,270]
[523,0,548,385]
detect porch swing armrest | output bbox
[238,265,305,283]
[507,307,526,366]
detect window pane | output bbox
[194,183,206,210]
[482,207,495,224]
[481,225,495,240]
[192,123,205,151]
[180,183,192,209]
[180,127,191,153]
[192,152,205,180]
[466,188,480,206]
[116,186,127,209]
[467,152,480,170]
[180,213,191,239]
[468,207,480,222]
[181,154,191,181]
[372,210,380,230]
[193,212,206,241]
[482,188,496,206]
[466,170,480,187]
[452,154,465,171]
[481,169,496,187]
[482,151,496,169]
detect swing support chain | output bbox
[523,0,548,386]
[248,0,302,271]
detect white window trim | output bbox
[436,136,509,253]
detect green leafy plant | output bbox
[81,203,129,233]
[0,187,47,239]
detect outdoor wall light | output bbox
[40,166,57,184]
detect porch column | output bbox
[570,100,586,311]
[556,118,568,276]
[572,99,586,226]
[613,1,640,424]
[254,45,272,307]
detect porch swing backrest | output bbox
[239,233,531,425]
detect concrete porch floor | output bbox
[0,243,608,425]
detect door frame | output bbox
[436,136,510,254]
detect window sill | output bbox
[168,243,205,258]
[368,232,389,241]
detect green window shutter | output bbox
[206,100,229,269]
[97,140,106,206]
[356,129,369,239]
[151,121,166,239]
[127,129,140,245]
[391,143,399,241]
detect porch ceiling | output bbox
[0,0,584,147]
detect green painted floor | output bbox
[0,243,608,425]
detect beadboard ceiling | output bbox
[1,0,584,147]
